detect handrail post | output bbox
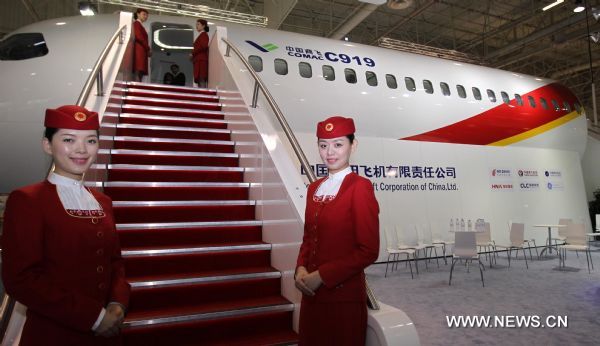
[119,27,125,44]
[225,45,231,57]
[251,81,259,108]
[96,68,104,96]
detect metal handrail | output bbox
[221,38,380,310]
[76,24,127,106]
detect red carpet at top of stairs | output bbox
[92,81,297,345]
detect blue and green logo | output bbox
[246,40,278,52]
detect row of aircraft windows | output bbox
[248,55,582,114]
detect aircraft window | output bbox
[528,96,536,108]
[501,91,510,104]
[423,80,434,94]
[514,94,523,106]
[487,89,497,102]
[0,33,49,60]
[274,58,288,75]
[574,102,582,113]
[472,87,482,100]
[551,99,560,111]
[366,71,378,86]
[456,85,466,98]
[540,97,548,110]
[440,82,451,96]
[345,68,357,84]
[322,65,335,81]
[405,77,416,91]
[299,62,312,78]
[248,55,263,72]
[386,74,398,89]
[563,101,571,112]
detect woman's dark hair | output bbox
[44,127,99,141]
[197,19,209,32]
[134,8,148,20]
[346,134,355,144]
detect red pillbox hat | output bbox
[316,116,355,139]
[44,105,99,130]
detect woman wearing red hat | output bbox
[133,8,151,82]
[295,116,380,345]
[1,105,130,345]
[191,18,210,88]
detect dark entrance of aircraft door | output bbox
[150,22,193,86]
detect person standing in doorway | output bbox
[133,8,151,82]
[295,116,380,346]
[191,19,209,88]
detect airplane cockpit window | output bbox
[440,82,451,96]
[574,102,582,113]
[0,33,48,60]
[501,92,510,104]
[528,96,536,108]
[274,58,288,75]
[456,85,467,98]
[540,97,548,110]
[551,99,560,111]
[323,65,335,81]
[423,80,434,94]
[563,101,571,112]
[366,71,378,86]
[345,68,357,84]
[299,62,312,78]
[404,77,416,91]
[487,89,497,102]
[515,94,523,106]
[472,87,482,100]
[385,74,397,89]
[248,55,263,72]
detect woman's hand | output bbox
[294,266,314,296]
[302,271,323,292]
[96,304,124,338]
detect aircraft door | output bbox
[150,22,193,86]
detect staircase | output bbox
[96,81,298,345]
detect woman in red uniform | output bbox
[191,19,209,88]
[1,105,130,345]
[295,116,380,346]
[133,8,150,82]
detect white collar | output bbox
[328,166,352,181]
[48,172,83,187]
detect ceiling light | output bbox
[542,0,564,11]
[591,32,600,43]
[574,0,585,12]
[592,7,600,21]
[79,1,97,16]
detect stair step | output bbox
[122,96,222,111]
[129,267,280,288]
[123,246,270,278]
[105,136,236,153]
[112,203,255,223]
[94,163,245,182]
[111,113,229,129]
[122,88,220,102]
[103,183,249,201]
[120,104,224,119]
[128,277,282,314]
[117,81,217,95]
[100,149,239,167]
[118,224,262,250]
[122,305,296,346]
[112,123,232,141]
[116,220,262,230]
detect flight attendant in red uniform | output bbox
[191,19,209,88]
[133,8,150,82]
[295,116,380,346]
[1,105,130,345]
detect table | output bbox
[534,224,567,257]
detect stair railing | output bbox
[220,37,380,311]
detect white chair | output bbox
[476,222,497,267]
[449,231,485,287]
[508,220,538,260]
[431,221,453,265]
[558,223,593,273]
[383,227,415,279]
[396,225,426,273]
[552,218,572,246]
[416,223,443,268]
[495,222,529,269]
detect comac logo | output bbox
[491,169,511,177]
[246,40,279,52]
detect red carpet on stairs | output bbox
[99,81,297,345]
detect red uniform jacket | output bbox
[297,173,380,303]
[192,32,209,81]
[1,181,130,346]
[133,20,149,75]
